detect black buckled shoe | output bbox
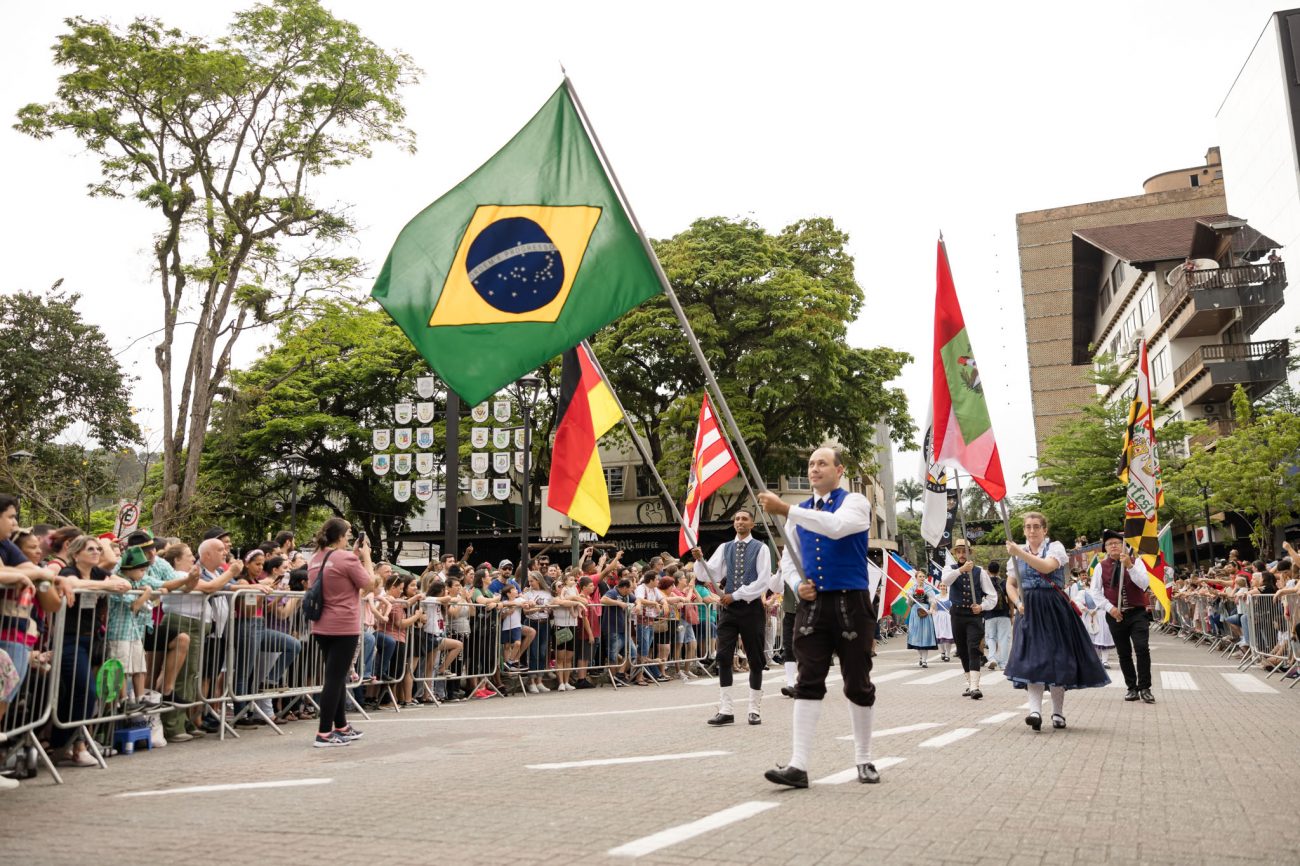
[961,688,971,697]
[969,688,983,700]
[1051,714,1067,729]
[706,713,734,726]
[780,686,796,698]
[764,764,809,789]
[1025,712,1042,731]
[748,713,761,725]
[1139,689,1155,704]
[857,762,880,784]
[1124,688,1140,701]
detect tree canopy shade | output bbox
[592,216,914,510]
[15,0,418,533]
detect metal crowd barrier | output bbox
[1,595,60,784]
[1241,595,1296,677]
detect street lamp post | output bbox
[284,453,308,538]
[514,375,544,572]
[1198,480,1213,567]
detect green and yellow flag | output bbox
[371,84,661,404]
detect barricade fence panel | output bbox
[1,586,61,783]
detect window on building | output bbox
[1151,346,1170,384]
[1110,261,1124,294]
[1189,175,1200,188]
[634,466,656,498]
[603,466,625,498]
[1138,287,1156,324]
[1099,278,1112,309]
[785,474,812,492]
[1121,312,1136,342]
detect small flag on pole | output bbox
[1117,339,1172,622]
[678,395,740,555]
[884,552,918,620]
[547,343,623,536]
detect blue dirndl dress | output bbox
[906,584,938,650]
[1004,545,1110,690]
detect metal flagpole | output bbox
[563,76,807,582]
[953,470,969,541]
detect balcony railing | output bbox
[1189,418,1237,451]
[1172,339,1290,390]
[1158,261,1286,323]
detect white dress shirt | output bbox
[1087,556,1150,614]
[694,534,776,602]
[941,562,997,610]
[776,491,873,591]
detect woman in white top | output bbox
[550,574,583,691]
[634,573,668,682]
[521,572,553,693]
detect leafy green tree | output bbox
[15,0,418,533]
[895,477,923,517]
[593,217,914,518]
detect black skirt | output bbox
[1004,587,1110,690]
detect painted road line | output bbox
[976,711,1017,725]
[528,751,730,770]
[1222,673,1276,693]
[361,701,720,723]
[918,728,979,749]
[872,669,922,683]
[812,756,906,785]
[688,669,786,686]
[608,801,780,858]
[837,722,941,741]
[905,668,966,685]
[1152,662,1239,669]
[117,778,333,798]
[1161,671,1199,690]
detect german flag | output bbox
[547,342,623,535]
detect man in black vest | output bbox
[1088,529,1153,703]
[693,509,775,726]
[941,538,997,699]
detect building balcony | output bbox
[1188,418,1237,452]
[1158,261,1286,339]
[1169,340,1290,407]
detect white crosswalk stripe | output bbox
[918,728,979,749]
[837,722,941,740]
[905,668,966,685]
[1222,673,1277,693]
[1161,671,1199,690]
[812,756,906,785]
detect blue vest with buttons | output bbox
[721,538,763,594]
[950,565,983,609]
[794,488,870,591]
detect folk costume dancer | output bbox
[1068,573,1114,669]
[906,582,939,667]
[941,538,997,700]
[693,509,775,726]
[1005,512,1110,732]
[1088,529,1154,703]
[758,447,879,789]
[933,585,954,661]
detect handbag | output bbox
[301,549,337,622]
[651,618,669,634]
[555,626,574,643]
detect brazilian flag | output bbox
[371,83,661,404]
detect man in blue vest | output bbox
[693,508,776,726]
[941,538,997,700]
[758,447,879,788]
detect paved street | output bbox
[5,632,1298,865]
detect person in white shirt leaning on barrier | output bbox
[692,508,776,727]
[942,538,998,700]
[759,447,881,789]
[1087,529,1154,704]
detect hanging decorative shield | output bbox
[514,428,525,450]
[515,451,525,473]
[416,452,434,475]
[416,427,434,449]
[493,400,512,423]
[471,427,489,448]
[493,428,511,450]
[416,376,436,399]
[372,429,391,451]
[459,473,470,491]
[416,402,435,424]
[471,478,489,500]
[414,479,434,501]
[394,453,412,475]
[372,454,391,476]
[393,480,411,502]
[471,452,489,474]
[394,428,412,450]
[493,452,510,474]
[394,403,412,424]
[492,478,511,500]
[471,402,489,423]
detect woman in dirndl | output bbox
[1005,512,1109,732]
[905,583,938,667]
[1069,574,1114,669]
[932,584,955,662]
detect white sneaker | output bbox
[526,684,540,694]
[0,774,19,790]
[678,672,689,682]
[538,684,552,692]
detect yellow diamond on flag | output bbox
[428,205,603,327]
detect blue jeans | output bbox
[526,620,550,672]
[0,639,30,703]
[235,619,301,699]
[636,624,662,677]
[51,634,92,750]
[374,632,398,680]
[984,616,1012,667]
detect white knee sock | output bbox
[848,703,874,765]
[971,668,981,690]
[1049,685,1065,716]
[964,670,971,688]
[784,661,797,687]
[919,649,929,663]
[719,687,733,715]
[749,689,763,715]
[1098,649,1109,664]
[1027,683,1044,715]
[788,699,822,771]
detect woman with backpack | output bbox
[306,518,380,748]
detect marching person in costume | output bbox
[1005,512,1110,731]
[941,538,997,699]
[692,509,776,726]
[933,583,954,661]
[1069,570,1114,669]
[1088,529,1153,703]
[758,447,879,789]
[906,581,938,667]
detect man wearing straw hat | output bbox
[942,537,997,700]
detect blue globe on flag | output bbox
[465,217,565,313]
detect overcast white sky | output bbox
[0,0,1286,496]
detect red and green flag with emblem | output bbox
[930,238,1007,502]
